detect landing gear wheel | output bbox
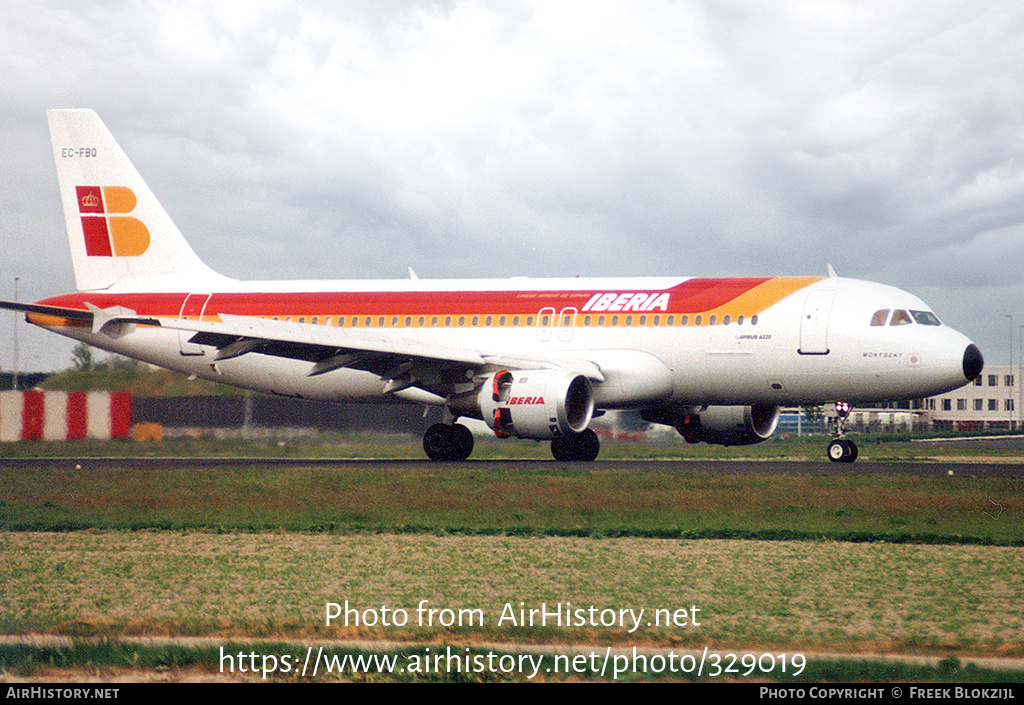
[826,439,858,463]
[827,439,845,462]
[423,423,474,461]
[845,439,858,462]
[423,423,450,461]
[447,423,474,461]
[550,428,600,461]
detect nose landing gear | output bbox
[826,402,858,463]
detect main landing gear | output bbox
[550,428,601,462]
[423,422,474,461]
[423,423,602,462]
[826,402,858,463]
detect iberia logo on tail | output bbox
[76,186,150,256]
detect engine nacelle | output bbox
[473,369,595,440]
[643,403,780,446]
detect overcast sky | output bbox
[3,0,1024,371]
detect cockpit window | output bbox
[890,309,913,326]
[871,307,942,327]
[910,310,941,326]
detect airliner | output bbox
[0,109,984,462]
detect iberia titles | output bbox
[581,292,670,313]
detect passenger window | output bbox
[890,309,912,326]
[870,309,889,326]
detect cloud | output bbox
[2,0,1024,368]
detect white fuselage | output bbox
[34,274,978,411]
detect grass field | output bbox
[1,433,1022,681]
[3,531,1023,649]
[1,454,1022,544]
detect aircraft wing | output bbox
[1,299,606,397]
[160,313,605,395]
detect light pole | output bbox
[1008,315,1014,430]
[12,277,19,391]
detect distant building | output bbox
[918,364,1019,432]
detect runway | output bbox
[3,456,1024,477]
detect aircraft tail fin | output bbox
[47,109,231,292]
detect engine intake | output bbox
[473,369,595,440]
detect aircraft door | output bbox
[557,307,577,342]
[178,293,211,356]
[798,290,836,355]
[536,307,555,341]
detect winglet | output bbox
[827,264,838,278]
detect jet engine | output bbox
[642,403,780,446]
[456,369,595,440]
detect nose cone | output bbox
[963,344,984,382]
